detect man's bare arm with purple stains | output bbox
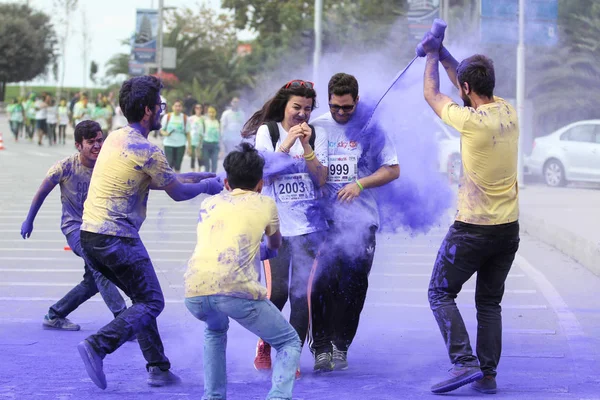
[424,52,454,118]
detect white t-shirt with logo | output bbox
[254,122,329,237]
[311,112,398,229]
[35,100,47,120]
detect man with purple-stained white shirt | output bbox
[309,73,400,372]
[21,120,127,332]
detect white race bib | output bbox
[273,173,315,203]
[327,155,358,183]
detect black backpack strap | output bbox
[308,124,316,150]
[265,121,279,150]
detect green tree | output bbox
[222,0,407,56]
[160,4,257,110]
[525,1,600,135]
[0,4,57,101]
[104,53,130,81]
[89,61,99,85]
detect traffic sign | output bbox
[480,0,558,46]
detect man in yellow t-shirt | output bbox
[420,29,520,395]
[184,143,301,400]
[76,76,224,391]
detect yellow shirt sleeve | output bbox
[143,147,177,189]
[264,197,280,236]
[441,101,471,136]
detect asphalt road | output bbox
[0,137,599,399]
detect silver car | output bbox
[525,120,600,186]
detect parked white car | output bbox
[525,120,600,187]
[434,118,462,182]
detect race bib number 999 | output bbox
[274,173,316,203]
[327,155,358,183]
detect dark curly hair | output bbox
[119,75,164,123]
[74,120,102,144]
[224,142,265,190]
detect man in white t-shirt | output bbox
[309,73,400,372]
[34,94,48,145]
[220,97,246,155]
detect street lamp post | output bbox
[157,0,164,74]
[516,0,525,187]
[313,0,323,88]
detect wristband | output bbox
[303,151,315,161]
[355,180,364,191]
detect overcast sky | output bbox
[10,0,231,89]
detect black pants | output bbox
[310,224,377,354]
[47,123,56,145]
[428,220,520,378]
[265,231,325,346]
[202,142,219,173]
[26,118,35,139]
[163,145,185,172]
[80,231,171,370]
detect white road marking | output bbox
[1,239,197,245]
[370,272,526,278]
[365,302,547,310]
[0,247,191,253]
[515,254,594,378]
[0,229,196,234]
[0,256,188,263]
[370,287,537,294]
[0,215,199,221]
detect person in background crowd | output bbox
[46,97,58,145]
[7,98,25,142]
[188,104,205,172]
[202,106,221,173]
[160,100,191,173]
[58,99,70,145]
[220,96,246,155]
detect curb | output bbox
[520,211,600,277]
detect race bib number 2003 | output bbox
[327,155,358,183]
[274,173,316,203]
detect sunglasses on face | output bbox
[285,80,314,89]
[329,103,355,113]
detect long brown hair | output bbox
[241,83,317,138]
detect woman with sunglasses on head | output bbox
[241,80,329,379]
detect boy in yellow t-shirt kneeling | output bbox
[184,143,301,400]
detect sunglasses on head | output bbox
[329,103,355,113]
[285,80,314,89]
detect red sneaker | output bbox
[253,339,272,370]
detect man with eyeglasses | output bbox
[76,75,224,390]
[309,73,400,372]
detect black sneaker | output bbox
[43,314,80,331]
[77,340,107,389]
[431,364,483,394]
[147,366,182,387]
[313,352,334,372]
[471,375,497,394]
[332,345,348,371]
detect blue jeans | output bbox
[80,231,170,370]
[48,230,126,320]
[185,295,301,400]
